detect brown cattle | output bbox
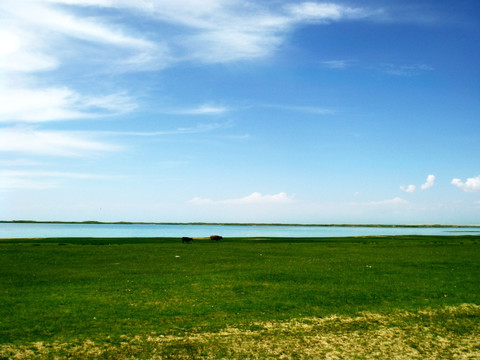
[210,235,222,242]
[182,237,194,243]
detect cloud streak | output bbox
[189,192,294,205]
[1,169,115,190]
[370,197,408,206]
[0,88,137,123]
[1,170,112,179]
[320,59,433,76]
[379,63,434,76]
[285,2,368,22]
[0,30,58,72]
[262,104,333,115]
[321,60,351,69]
[0,127,121,156]
[96,121,232,137]
[168,104,230,115]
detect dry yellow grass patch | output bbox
[1,304,479,359]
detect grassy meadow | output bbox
[1,235,479,359]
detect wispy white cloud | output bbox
[189,192,295,205]
[400,184,416,193]
[262,104,333,114]
[0,30,58,72]
[1,170,112,179]
[1,0,376,70]
[185,29,283,63]
[0,159,44,167]
[0,0,169,72]
[320,59,433,76]
[421,174,435,190]
[0,88,136,123]
[0,30,19,56]
[97,121,232,137]
[370,197,409,206]
[23,5,151,48]
[285,2,369,22]
[0,169,115,190]
[0,88,84,122]
[0,177,58,190]
[1,2,141,125]
[452,176,480,192]
[0,127,121,156]
[181,2,374,63]
[321,60,351,69]
[378,63,434,76]
[2,1,439,75]
[169,104,229,115]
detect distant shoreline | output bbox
[1,220,479,228]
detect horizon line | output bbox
[1,220,479,228]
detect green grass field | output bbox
[1,236,479,359]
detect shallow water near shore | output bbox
[1,222,479,238]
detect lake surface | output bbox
[1,223,479,239]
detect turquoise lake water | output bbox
[1,223,479,238]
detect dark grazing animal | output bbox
[182,237,194,243]
[210,235,222,242]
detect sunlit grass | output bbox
[1,236,479,358]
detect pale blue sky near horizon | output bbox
[1,0,479,224]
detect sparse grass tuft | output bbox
[1,305,479,359]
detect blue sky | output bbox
[1,0,479,224]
